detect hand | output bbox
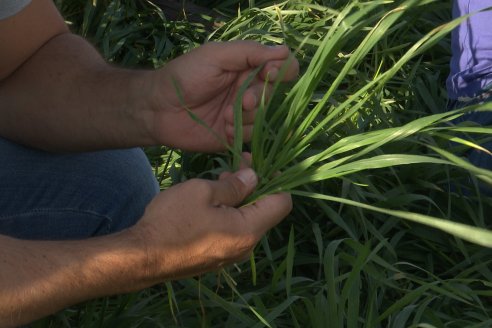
[147,41,299,152]
[131,167,292,281]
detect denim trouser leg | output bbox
[0,138,159,240]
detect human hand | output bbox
[147,41,299,152]
[131,167,292,282]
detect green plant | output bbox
[37,1,492,327]
[222,0,492,246]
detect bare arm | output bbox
[0,0,67,81]
[0,0,298,152]
[0,32,156,151]
[0,230,149,327]
[0,169,292,327]
[0,4,295,323]
[0,0,155,151]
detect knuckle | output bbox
[187,178,213,196]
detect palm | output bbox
[150,41,298,152]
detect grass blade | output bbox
[292,190,492,248]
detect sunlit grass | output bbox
[227,0,492,246]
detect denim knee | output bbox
[0,140,159,240]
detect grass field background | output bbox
[33,1,492,327]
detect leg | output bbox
[0,137,159,240]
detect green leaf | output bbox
[293,190,492,248]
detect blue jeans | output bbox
[0,138,159,240]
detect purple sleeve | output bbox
[446,1,492,99]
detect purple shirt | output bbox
[447,1,492,99]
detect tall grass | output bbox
[34,1,492,327]
[219,0,492,246]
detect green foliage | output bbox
[35,0,492,327]
[56,0,206,67]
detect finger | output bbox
[238,192,292,235]
[219,153,251,181]
[225,123,253,143]
[219,171,233,180]
[242,83,273,112]
[211,168,258,207]
[207,41,291,71]
[224,105,234,124]
[260,55,300,82]
[225,123,234,140]
[242,88,258,111]
[243,109,256,125]
[224,105,256,126]
[240,152,252,168]
[243,124,253,143]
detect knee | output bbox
[0,145,159,239]
[97,148,159,232]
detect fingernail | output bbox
[236,168,257,187]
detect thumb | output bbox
[212,168,258,207]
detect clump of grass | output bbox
[225,0,492,246]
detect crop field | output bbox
[35,0,492,327]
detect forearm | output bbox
[0,231,151,327]
[0,32,156,151]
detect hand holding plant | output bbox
[131,160,292,282]
[147,41,299,153]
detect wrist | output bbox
[124,225,157,286]
[142,64,179,147]
[124,69,161,147]
[64,227,157,296]
[107,227,157,291]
